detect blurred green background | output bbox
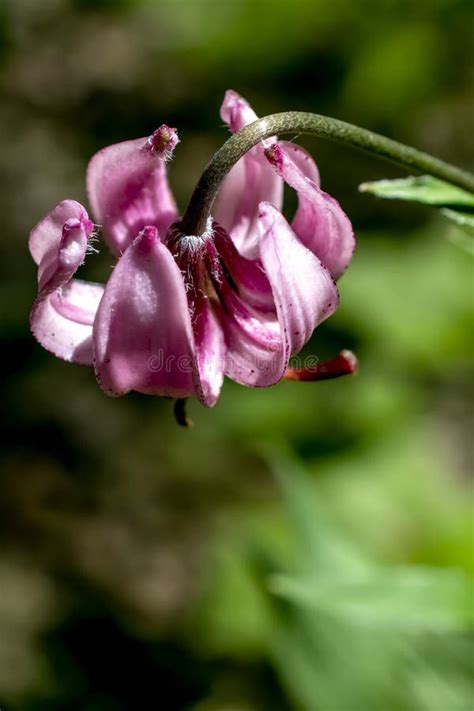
[0,1,473,709]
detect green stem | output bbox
[180,111,474,235]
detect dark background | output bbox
[0,1,473,709]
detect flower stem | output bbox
[180,111,474,235]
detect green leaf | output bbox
[442,208,474,237]
[359,175,474,208]
[270,567,472,631]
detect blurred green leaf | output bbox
[266,455,474,711]
[338,228,474,366]
[270,454,473,632]
[359,176,474,208]
[270,567,472,631]
[442,208,474,237]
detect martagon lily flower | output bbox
[29,90,356,417]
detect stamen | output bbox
[173,398,193,428]
[283,350,358,382]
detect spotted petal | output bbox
[266,143,354,280]
[191,289,226,407]
[215,279,282,387]
[207,222,282,387]
[278,140,320,186]
[258,202,339,371]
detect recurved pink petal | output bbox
[37,215,93,294]
[30,280,104,365]
[191,292,225,407]
[87,125,179,256]
[219,89,260,133]
[29,199,90,275]
[212,222,275,313]
[216,282,283,387]
[258,202,339,371]
[93,226,197,398]
[265,143,354,280]
[197,221,280,387]
[29,205,103,365]
[213,90,283,259]
[277,141,320,186]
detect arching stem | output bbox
[180,111,474,236]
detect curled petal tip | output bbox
[62,215,93,236]
[87,131,179,255]
[149,124,179,159]
[60,216,94,252]
[258,200,278,222]
[220,89,257,133]
[136,224,160,252]
[222,89,243,105]
[43,215,93,280]
[29,199,90,266]
[264,143,284,170]
[283,350,358,382]
[139,224,159,240]
[264,142,355,281]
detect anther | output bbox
[283,350,358,382]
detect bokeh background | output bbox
[0,1,473,709]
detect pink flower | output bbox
[29,91,355,409]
